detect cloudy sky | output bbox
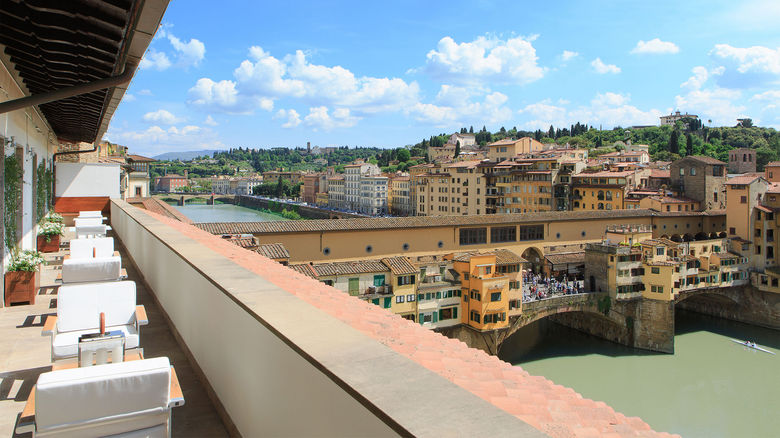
[106,0,780,156]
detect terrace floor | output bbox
[0,233,229,437]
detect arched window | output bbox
[605,191,613,201]
[598,203,604,210]
[597,190,604,200]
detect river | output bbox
[171,203,288,222]
[500,309,779,437]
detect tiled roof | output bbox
[140,198,192,224]
[127,154,156,162]
[194,209,663,235]
[143,209,673,438]
[225,236,257,248]
[765,161,780,167]
[647,196,698,204]
[683,155,726,165]
[725,173,764,185]
[452,249,526,266]
[650,169,670,178]
[545,251,585,265]
[488,138,519,146]
[256,243,290,260]
[767,183,780,194]
[308,259,389,277]
[573,169,638,178]
[288,263,317,278]
[381,257,418,275]
[445,160,482,168]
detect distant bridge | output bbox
[153,193,235,205]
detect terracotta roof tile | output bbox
[545,252,585,265]
[725,173,764,185]
[381,257,417,275]
[256,243,290,259]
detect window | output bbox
[439,307,458,321]
[656,247,664,256]
[741,196,747,204]
[323,280,333,286]
[490,292,502,302]
[713,166,723,176]
[348,278,360,296]
[491,226,517,243]
[729,227,736,235]
[460,228,487,245]
[651,267,660,274]
[518,225,544,241]
[470,311,480,323]
[396,295,405,303]
[679,168,685,176]
[690,167,696,176]
[374,275,386,286]
[397,274,415,286]
[406,294,416,302]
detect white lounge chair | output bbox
[17,357,184,437]
[78,210,104,219]
[42,280,147,361]
[68,237,116,259]
[74,224,109,239]
[74,217,104,227]
[60,255,124,283]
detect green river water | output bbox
[171,203,288,223]
[500,310,779,437]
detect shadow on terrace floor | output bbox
[0,235,228,437]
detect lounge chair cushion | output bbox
[62,256,121,283]
[74,217,104,227]
[70,237,114,259]
[76,224,108,238]
[35,357,171,431]
[78,211,103,218]
[57,281,136,332]
[51,324,139,359]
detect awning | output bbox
[0,0,170,143]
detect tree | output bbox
[548,125,555,138]
[669,130,680,155]
[686,134,693,156]
[469,126,474,134]
[396,148,410,162]
[275,176,284,198]
[454,142,461,158]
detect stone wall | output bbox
[632,299,674,353]
[676,286,780,330]
[236,195,365,219]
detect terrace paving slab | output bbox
[0,235,229,437]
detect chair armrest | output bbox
[120,268,128,279]
[135,305,148,326]
[42,316,57,336]
[169,366,185,408]
[16,387,35,434]
[113,251,120,257]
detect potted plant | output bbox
[37,221,64,253]
[4,249,44,306]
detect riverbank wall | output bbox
[236,195,367,219]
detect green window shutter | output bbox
[374,275,385,286]
[384,297,391,308]
[348,278,360,296]
[436,292,441,299]
[453,307,458,319]
[419,313,424,324]
[433,312,438,323]
[417,294,423,301]
[372,298,379,305]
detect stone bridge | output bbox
[154,193,235,206]
[236,195,367,219]
[444,285,780,355]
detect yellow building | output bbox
[572,169,646,211]
[638,196,700,213]
[486,137,544,162]
[454,253,510,331]
[389,175,411,216]
[416,161,484,216]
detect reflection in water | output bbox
[502,310,779,438]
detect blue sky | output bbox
[106,0,780,156]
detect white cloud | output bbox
[138,89,153,96]
[167,34,205,68]
[424,35,546,85]
[681,66,711,91]
[191,46,419,119]
[139,50,171,71]
[142,109,183,125]
[140,27,205,71]
[274,109,301,128]
[204,115,218,126]
[105,124,222,155]
[630,38,680,55]
[591,58,621,74]
[674,88,745,125]
[518,92,662,130]
[711,44,780,74]
[408,86,512,128]
[560,50,579,62]
[123,93,135,102]
[303,107,359,130]
[751,90,780,101]
[188,78,273,114]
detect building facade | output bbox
[670,156,727,211]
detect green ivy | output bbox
[36,161,52,222]
[597,295,612,316]
[5,154,22,250]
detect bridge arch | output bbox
[670,234,682,242]
[674,288,740,306]
[521,247,544,274]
